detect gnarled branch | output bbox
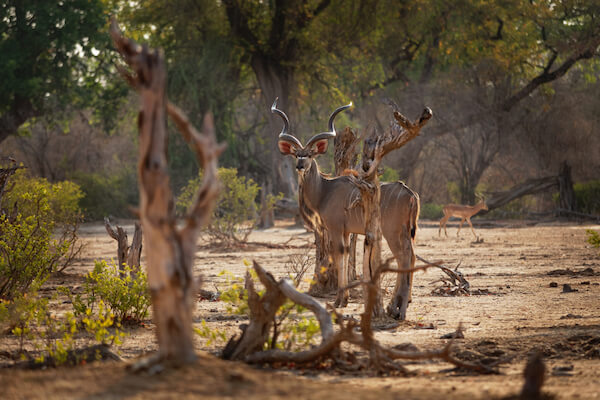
[110,18,223,370]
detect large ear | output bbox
[311,138,329,155]
[278,140,297,155]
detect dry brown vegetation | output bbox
[1,219,599,399]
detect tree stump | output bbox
[104,218,142,278]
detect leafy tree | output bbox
[118,1,374,197]
[0,0,124,144]
[375,0,600,203]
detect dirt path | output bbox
[1,219,599,399]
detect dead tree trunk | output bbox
[484,176,558,211]
[335,127,360,283]
[307,211,336,296]
[484,161,576,215]
[222,262,287,360]
[110,20,224,369]
[355,108,432,317]
[104,218,143,278]
[309,127,360,294]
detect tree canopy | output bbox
[0,0,124,143]
[1,0,599,211]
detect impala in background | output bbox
[439,199,488,239]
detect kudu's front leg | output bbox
[333,234,349,308]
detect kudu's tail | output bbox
[409,190,420,241]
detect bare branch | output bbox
[278,279,334,342]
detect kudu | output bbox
[439,199,488,239]
[273,99,420,320]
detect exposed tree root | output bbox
[227,261,498,376]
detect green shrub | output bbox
[0,287,124,365]
[71,169,138,221]
[70,260,151,324]
[420,203,444,219]
[2,169,83,226]
[574,181,600,215]
[0,171,82,299]
[0,213,68,298]
[587,229,600,248]
[177,167,259,244]
[271,301,320,351]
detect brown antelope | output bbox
[272,99,420,320]
[439,199,488,239]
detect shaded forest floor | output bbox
[1,218,600,399]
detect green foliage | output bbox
[177,168,259,244]
[420,203,444,220]
[0,0,127,138]
[80,300,125,346]
[194,320,227,347]
[271,301,320,351]
[0,170,82,299]
[0,281,47,350]
[0,287,124,366]
[574,181,600,215]
[70,260,151,324]
[207,265,321,352]
[2,169,83,226]
[0,213,65,299]
[587,230,600,249]
[71,169,138,221]
[217,269,251,316]
[380,166,399,182]
[446,181,461,204]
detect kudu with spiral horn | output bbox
[273,99,420,320]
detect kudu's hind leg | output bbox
[387,229,415,320]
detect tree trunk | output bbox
[309,226,337,295]
[359,137,384,317]
[251,55,298,199]
[348,234,358,282]
[104,218,129,277]
[558,161,576,212]
[335,127,360,283]
[257,180,275,229]
[127,222,143,273]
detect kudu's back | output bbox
[314,175,419,241]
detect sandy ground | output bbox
[1,218,599,399]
